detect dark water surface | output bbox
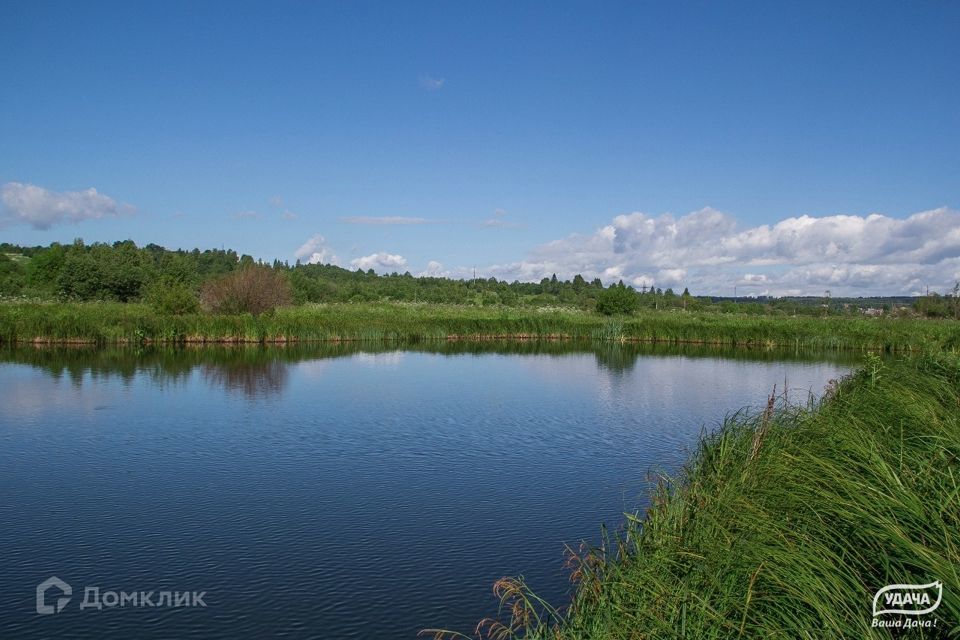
[0,343,854,639]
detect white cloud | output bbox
[351,252,408,272]
[269,195,283,207]
[340,216,430,225]
[234,210,259,220]
[419,260,448,277]
[656,268,687,287]
[419,75,445,91]
[261,207,960,295]
[1,182,134,229]
[281,210,298,221]
[484,207,960,296]
[294,234,339,265]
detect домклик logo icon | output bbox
[36,576,72,615]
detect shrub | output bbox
[0,254,25,296]
[596,282,639,315]
[200,265,292,315]
[145,280,200,315]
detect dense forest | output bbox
[1,239,957,318]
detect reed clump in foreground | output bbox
[425,354,960,639]
[1,301,958,352]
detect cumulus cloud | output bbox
[419,75,445,91]
[340,216,430,225]
[485,207,960,296]
[292,235,413,274]
[351,252,408,272]
[294,234,339,265]
[1,182,134,229]
[419,260,449,277]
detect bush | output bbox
[0,254,25,296]
[596,282,639,315]
[200,265,292,315]
[146,280,200,315]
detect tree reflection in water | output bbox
[199,359,289,398]
[0,341,860,399]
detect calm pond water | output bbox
[0,343,854,639]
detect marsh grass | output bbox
[1,301,957,351]
[424,354,960,639]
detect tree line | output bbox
[0,239,696,314]
[0,239,955,318]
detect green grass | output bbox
[1,301,957,351]
[427,354,960,639]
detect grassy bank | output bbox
[1,301,958,351]
[437,355,959,638]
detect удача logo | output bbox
[873,580,942,617]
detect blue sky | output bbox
[2,1,958,294]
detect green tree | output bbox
[57,250,105,300]
[596,282,639,315]
[25,243,67,292]
[101,240,150,301]
[0,253,26,295]
[914,292,949,318]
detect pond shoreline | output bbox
[11,334,916,351]
[438,354,960,638]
